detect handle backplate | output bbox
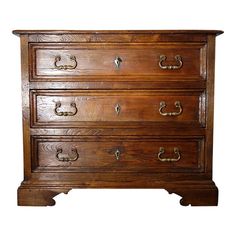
[54,102,78,116]
[54,55,77,70]
[56,148,79,162]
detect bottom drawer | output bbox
[32,136,204,173]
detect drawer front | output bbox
[31,90,205,127]
[32,136,204,172]
[31,43,206,80]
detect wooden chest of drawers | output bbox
[13,30,223,206]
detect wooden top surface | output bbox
[12,29,224,36]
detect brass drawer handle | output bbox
[56,148,79,162]
[114,56,122,69]
[54,102,78,116]
[159,55,183,70]
[158,147,181,162]
[159,101,182,116]
[54,55,77,70]
[115,149,120,160]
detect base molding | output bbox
[17,180,218,206]
[18,186,71,206]
[166,181,218,206]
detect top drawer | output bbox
[30,43,206,80]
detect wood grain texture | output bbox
[31,43,205,79]
[204,35,216,176]
[31,90,205,127]
[13,30,223,206]
[13,30,224,44]
[32,136,204,172]
[18,185,71,206]
[13,30,224,35]
[18,180,217,206]
[20,35,31,180]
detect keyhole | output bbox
[115,104,121,115]
[115,149,120,160]
[114,56,122,69]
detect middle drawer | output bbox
[31,90,205,127]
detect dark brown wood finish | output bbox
[31,90,205,127]
[32,136,204,172]
[31,43,205,79]
[13,30,223,206]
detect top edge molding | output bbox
[12,30,224,36]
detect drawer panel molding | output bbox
[31,136,205,173]
[30,43,206,80]
[31,89,206,127]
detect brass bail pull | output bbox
[159,55,183,70]
[157,147,181,162]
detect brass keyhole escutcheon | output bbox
[114,56,122,69]
[115,104,121,115]
[115,149,120,160]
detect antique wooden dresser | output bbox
[13,30,223,206]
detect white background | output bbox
[0,0,235,235]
